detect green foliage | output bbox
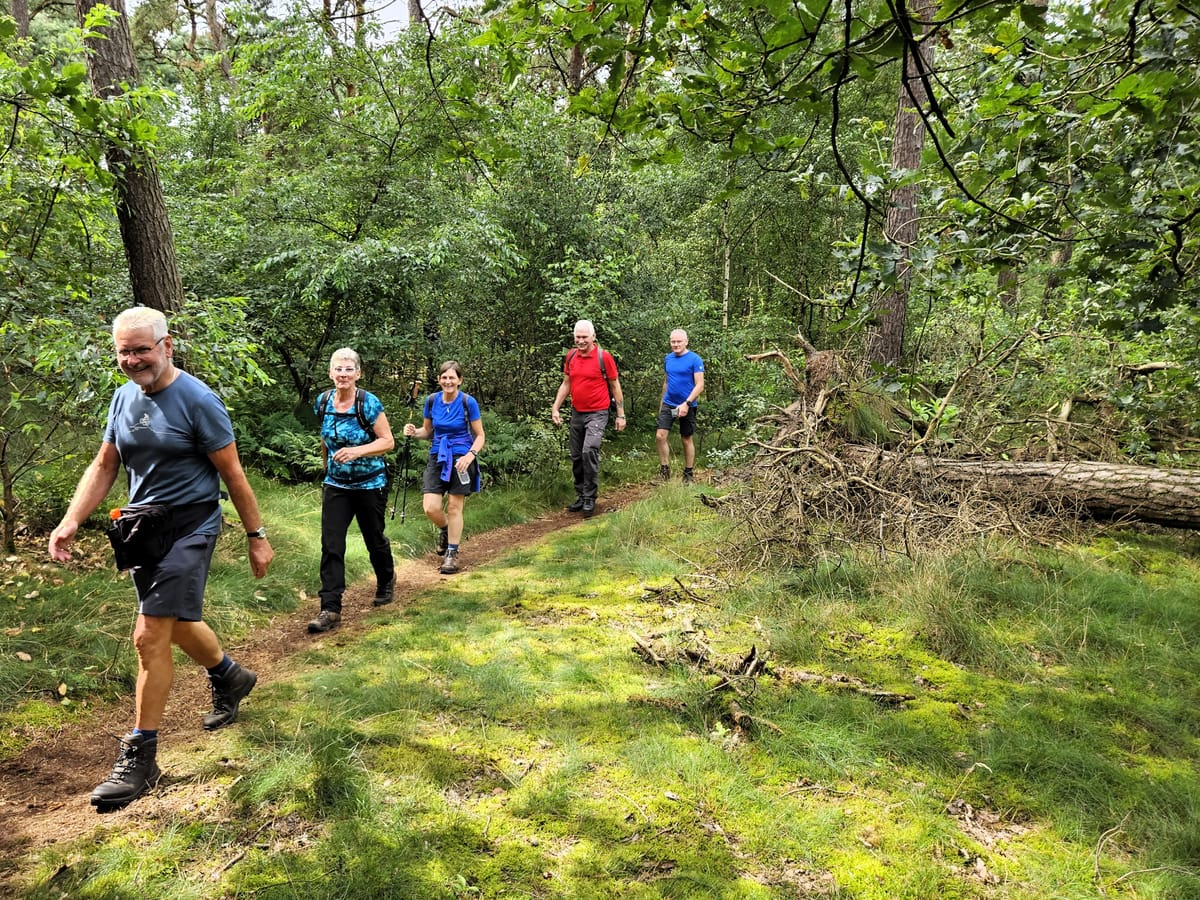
[469,413,564,484]
[234,409,324,483]
[0,313,119,549]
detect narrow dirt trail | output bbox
[0,487,649,879]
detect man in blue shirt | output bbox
[49,307,274,810]
[656,329,705,484]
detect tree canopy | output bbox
[1,0,1197,541]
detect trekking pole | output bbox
[391,379,422,521]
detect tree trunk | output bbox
[719,195,732,328]
[75,0,184,317]
[997,265,1018,312]
[13,0,29,38]
[842,448,1200,529]
[867,0,936,366]
[1041,228,1075,322]
[204,0,233,82]
[1,449,14,553]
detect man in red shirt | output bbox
[551,320,626,516]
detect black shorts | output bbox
[656,403,697,437]
[421,455,479,495]
[132,531,218,621]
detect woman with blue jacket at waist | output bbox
[403,360,485,575]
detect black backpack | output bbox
[316,388,375,440]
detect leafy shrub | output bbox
[235,411,323,483]
[475,413,565,484]
[9,461,86,533]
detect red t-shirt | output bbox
[565,347,618,413]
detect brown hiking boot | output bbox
[439,549,460,574]
[307,610,341,634]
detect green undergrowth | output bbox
[10,480,1200,897]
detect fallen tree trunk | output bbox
[840,447,1200,529]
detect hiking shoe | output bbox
[203,662,257,731]
[682,468,694,484]
[439,549,460,575]
[659,464,671,482]
[91,732,160,810]
[373,579,395,607]
[582,498,596,517]
[307,610,341,634]
[566,497,585,512]
[436,527,449,555]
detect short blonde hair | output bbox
[113,307,168,341]
[329,348,361,370]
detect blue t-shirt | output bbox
[316,390,388,490]
[103,371,232,535]
[663,350,705,406]
[424,392,481,457]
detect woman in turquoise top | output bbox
[403,360,485,574]
[309,348,396,633]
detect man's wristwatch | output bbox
[246,526,267,540]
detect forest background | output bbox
[2,0,1198,540]
[2,0,1200,895]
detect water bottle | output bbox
[457,463,470,486]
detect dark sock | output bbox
[131,728,158,743]
[448,543,460,552]
[207,654,233,678]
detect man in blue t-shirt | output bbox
[49,307,274,811]
[656,329,705,484]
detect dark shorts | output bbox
[421,455,479,496]
[656,403,697,437]
[132,531,217,621]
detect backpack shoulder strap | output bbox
[596,344,608,380]
[425,393,436,419]
[354,388,374,438]
[317,389,331,416]
[461,393,473,432]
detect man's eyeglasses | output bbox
[116,335,166,360]
[332,366,358,374]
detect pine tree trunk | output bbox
[868,0,936,365]
[75,0,184,316]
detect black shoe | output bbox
[439,549,460,574]
[436,527,449,555]
[582,498,596,517]
[91,732,160,810]
[307,610,341,634]
[566,498,585,512]
[682,468,694,484]
[659,464,671,482]
[373,579,395,607]
[203,662,257,731]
